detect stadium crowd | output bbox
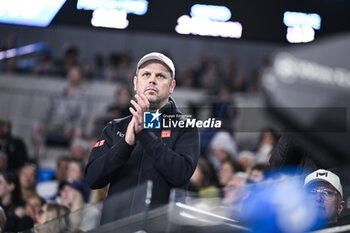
[0,34,349,232]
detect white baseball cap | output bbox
[304,169,343,198]
[136,52,175,79]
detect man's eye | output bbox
[310,189,317,194]
[323,190,332,196]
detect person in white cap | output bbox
[85,52,200,224]
[304,169,346,225]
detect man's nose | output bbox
[148,73,156,84]
[315,192,324,202]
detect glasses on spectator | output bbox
[308,188,337,200]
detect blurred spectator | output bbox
[255,127,280,163]
[55,44,80,76]
[0,171,25,216]
[104,52,119,82]
[55,156,69,183]
[304,169,348,228]
[66,158,85,182]
[24,194,46,225]
[192,54,208,89]
[115,51,133,83]
[31,65,88,157]
[200,58,223,92]
[0,206,5,233]
[191,87,236,156]
[269,133,319,175]
[0,171,34,232]
[0,152,7,172]
[18,163,38,201]
[0,33,18,73]
[38,202,70,232]
[222,171,249,215]
[247,56,271,92]
[65,158,90,201]
[190,158,220,200]
[178,64,196,88]
[218,158,243,188]
[0,119,29,172]
[211,86,236,130]
[93,84,132,137]
[0,32,17,51]
[39,202,70,224]
[104,51,133,84]
[222,56,239,90]
[209,131,238,171]
[37,156,69,201]
[248,163,270,183]
[109,84,133,118]
[93,53,105,81]
[32,51,55,76]
[59,181,88,211]
[58,180,98,231]
[81,53,105,82]
[70,138,90,162]
[237,150,256,173]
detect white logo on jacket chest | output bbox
[117,131,125,137]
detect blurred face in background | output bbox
[60,185,77,208]
[67,66,81,87]
[56,158,68,182]
[0,122,10,139]
[0,174,13,199]
[212,148,229,162]
[250,169,264,183]
[0,207,5,233]
[25,196,43,224]
[66,161,83,181]
[306,181,345,223]
[18,165,36,190]
[219,161,235,186]
[116,86,131,107]
[0,152,7,172]
[70,145,86,160]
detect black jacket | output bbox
[85,97,200,223]
[0,137,29,171]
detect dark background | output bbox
[51,0,350,43]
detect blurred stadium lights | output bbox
[0,0,66,27]
[283,11,321,30]
[283,11,321,43]
[77,0,149,15]
[175,16,242,38]
[0,42,49,60]
[190,4,231,21]
[176,4,242,39]
[286,25,315,43]
[0,0,349,43]
[91,8,129,29]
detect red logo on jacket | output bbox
[161,130,171,138]
[94,139,105,148]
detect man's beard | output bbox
[149,99,162,111]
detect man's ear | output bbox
[133,76,137,91]
[338,200,346,215]
[169,80,176,94]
